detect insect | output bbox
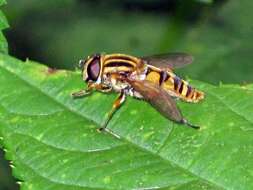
[72,53,204,131]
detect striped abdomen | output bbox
[145,65,204,103]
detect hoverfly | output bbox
[72,53,204,131]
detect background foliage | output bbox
[1,0,253,189]
[0,0,15,190]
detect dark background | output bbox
[1,0,253,189]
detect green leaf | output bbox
[0,9,8,29]
[0,53,253,190]
[0,0,8,54]
[0,3,18,190]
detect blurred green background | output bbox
[1,0,253,189]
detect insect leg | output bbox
[71,89,92,98]
[72,83,112,98]
[99,90,126,131]
[97,85,112,93]
[71,83,94,98]
[181,118,200,129]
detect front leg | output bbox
[71,89,92,98]
[71,82,93,98]
[72,83,112,98]
[99,90,126,131]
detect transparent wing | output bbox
[127,79,184,123]
[141,53,193,69]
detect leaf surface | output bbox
[0,54,253,190]
[0,0,8,54]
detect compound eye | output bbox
[87,56,100,81]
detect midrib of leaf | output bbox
[0,54,228,190]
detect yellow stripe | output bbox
[181,83,188,96]
[163,77,174,90]
[146,71,160,84]
[103,66,132,73]
[104,54,140,63]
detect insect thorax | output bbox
[100,53,146,92]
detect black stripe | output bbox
[146,67,152,75]
[195,92,201,99]
[159,71,168,86]
[105,61,134,68]
[179,82,184,94]
[186,86,192,97]
[174,76,181,91]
